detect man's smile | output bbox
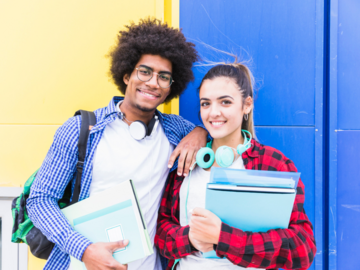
[137,88,160,100]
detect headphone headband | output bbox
[198,130,252,169]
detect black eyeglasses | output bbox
[135,66,174,89]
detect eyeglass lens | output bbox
[137,66,173,88]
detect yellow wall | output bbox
[0,0,179,269]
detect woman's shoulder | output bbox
[248,139,297,172]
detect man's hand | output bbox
[189,208,222,245]
[168,127,208,176]
[82,240,129,270]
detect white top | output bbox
[179,157,262,270]
[89,101,174,270]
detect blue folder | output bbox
[203,167,300,259]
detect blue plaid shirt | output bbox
[27,96,196,270]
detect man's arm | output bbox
[27,116,92,261]
[164,114,209,176]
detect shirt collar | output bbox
[104,96,124,118]
[243,139,260,158]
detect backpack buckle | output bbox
[76,161,84,169]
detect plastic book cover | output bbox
[61,180,153,269]
[209,167,301,189]
[204,168,299,259]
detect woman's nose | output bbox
[209,105,221,117]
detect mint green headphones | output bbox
[195,130,252,169]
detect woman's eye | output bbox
[201,102,210,107]
[222,100,232,105]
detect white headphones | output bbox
[118,112,159,140]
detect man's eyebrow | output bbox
[139,64,172,75]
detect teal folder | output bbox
[203,167,299,259]
[61,180,153,269]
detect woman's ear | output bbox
[244,96,254,114]
[123,74,130,85]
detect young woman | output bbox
[155,62,316,270]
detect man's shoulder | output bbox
[55,105,106,142]
[160,112,192,128]
[159,112,182,121]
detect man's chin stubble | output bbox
[135,103,157,112]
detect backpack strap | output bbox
[69,110,96,205]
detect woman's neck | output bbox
[211,129,244,154]
[203,129,244,171]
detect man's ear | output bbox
[123,74,130,85]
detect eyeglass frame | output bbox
[135,66,174,89]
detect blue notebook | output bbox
[61,180,153,269]
[203,167,300,259]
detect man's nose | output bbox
[145,74,159,88]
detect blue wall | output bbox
[177,0,360,269]
[328,0,360,269]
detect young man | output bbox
[27,18,207,270]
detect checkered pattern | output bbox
[26,96,196,270]
[155,139,316,270]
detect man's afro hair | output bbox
[109,17,199,103]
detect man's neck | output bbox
[119,99,155,125]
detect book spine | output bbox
[144,228,154,256]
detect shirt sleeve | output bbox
[155,171,196,260]
[164,114,196,145]
[164,114,211,145]
[26,116,92,261]
[214,160,317,269]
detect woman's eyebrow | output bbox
[218,95,234,100]
[200,97,210,101]
[139,64,172,74]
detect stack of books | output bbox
[204,167,301,259]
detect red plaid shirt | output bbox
[155,139,316,270]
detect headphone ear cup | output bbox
[236,144,247,155]
[196,147,215,169]
[129,121,148,140]
[215,146,235,167]
[237,134,251,155]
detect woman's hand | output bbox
[188,231,213,253]
[189,208,222,245]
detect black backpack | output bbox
[11,110,96,259]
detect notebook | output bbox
[61,179,153,269]
[203,167,300,259]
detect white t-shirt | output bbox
[178,157,262,270]
[88,102,174,270]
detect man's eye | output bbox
[139,69,151,75]
[159,74,170,81]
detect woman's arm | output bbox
[189,159,316,269]
[154,171,197,260]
